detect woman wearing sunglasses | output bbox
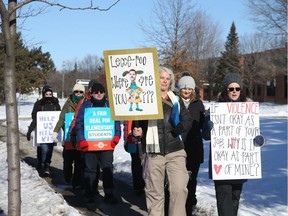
[202,73,264,216]
[52,83,85,189]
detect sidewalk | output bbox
[0,123,147,216]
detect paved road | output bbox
[0,123,147,216]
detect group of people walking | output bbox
[26,67,264,216]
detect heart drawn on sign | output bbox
[214,164,222,175]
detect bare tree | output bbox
[0,1,120,215]
[78,54,103,79]
[139,0,196,73]
[245,0,287,37]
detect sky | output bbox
[20,0,255,71]
[0,94,287,216]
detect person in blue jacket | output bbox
[75,82,121,207]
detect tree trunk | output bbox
[0,1,21,215]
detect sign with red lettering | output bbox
[103,48,163,120]
[210,102,262,180]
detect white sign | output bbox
[210,102,262,180]
[35,111,61,144]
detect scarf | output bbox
[146,90,179,153]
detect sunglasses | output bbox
[92,91,104,94]
[74,90,84,94]
[228,87,241,92]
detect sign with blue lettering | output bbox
[84,107,115,151]
[35,111,61,144]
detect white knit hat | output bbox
[72,84,85,92]
[177,76,196,90]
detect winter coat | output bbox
[135,96,192,156]
[28,97,61,131]
[53,95,81,148]
[75,97,121,143]
[182,98,205,167]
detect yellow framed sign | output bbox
[103,47,163,121]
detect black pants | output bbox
[83,151,114,198]
[62,149,82,187]
[186,163,200,215]
[131,152,145,191]
[214,181,243,216]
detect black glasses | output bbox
[92,91,104,94]
[228,87,241,92]
[74,90,84,94]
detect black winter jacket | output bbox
[28,97,61,131]
[135,96,192,156]
[182,98,205,167]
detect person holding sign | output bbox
[202,72,265,216]
[75,82,121,206]
[176,72,205,216]
[26,85,61,177]
[132,67,191,216]
[52,83,85,189]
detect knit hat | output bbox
[177,76,196,90]
[72,83,85,93]
[88,79,98,88]
[42,85,53,97]
[91,83,105,94]
[223,73,243,88]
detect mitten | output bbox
[79,140,89,152]
[172,123,183,136]
[111,136,120,149]
[26,127,33,141]
[207,120,213,131]
[253,134,265,147]
[52,132,58,143]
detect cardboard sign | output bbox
[84,107,115,151]
[210,102,262,180]
[103,47,163,120]
[35,111,61,144]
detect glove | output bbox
[111,136,120,149]
[26,127,32,141]
[172,123,183,136]
[26,131,31,141]
[79,140,89,152]
[52,132,58,143]
[207,120,214,131]
[253,134,265,147]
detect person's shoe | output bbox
[43,167,50,177]
[104,193,118,204]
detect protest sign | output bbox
[103,47,163,120]
[84,107,115,151]
[34,111,61,145]
[210,102,262,180]
[64,112,75,150]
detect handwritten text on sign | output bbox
[210,102,262,180]
[36,111,60,144]
[104,48,163,120]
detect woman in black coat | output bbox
[176,73,205,216]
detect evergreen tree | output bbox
[0,33,56,98]
[214,22,241,91]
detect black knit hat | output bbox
[223,73,243,89]
[42,85,53,97]
[88,79,98,88]
[91,83,105,94]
